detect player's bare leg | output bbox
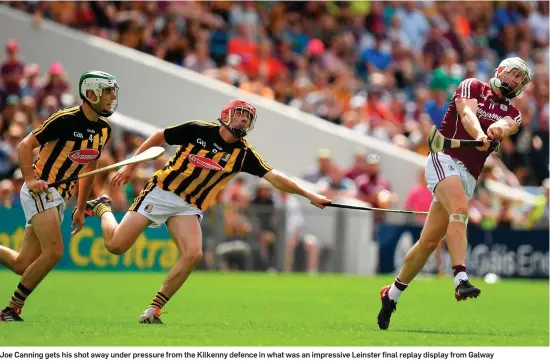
[0,228,42,275]
[139,215,203,324]
[102,211,151,255]
[305,238,320,275]
[1,208,62,322]
[396,201,448,284]
[284,238,297,272]
[377,201,448,330]
[435,241,447,277]
[434,176,480,301]
[77,194,150,255]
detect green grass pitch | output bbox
[0,270,548,346]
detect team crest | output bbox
[500,104,508,111]
[144,204,153,213]
[45,192,54,203]
[221,153,230,162]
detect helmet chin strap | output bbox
[220,119,247,138]
[83,97,113,117]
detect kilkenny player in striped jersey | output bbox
[81,99,331,324]
[0,71,118,322]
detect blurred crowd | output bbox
[1,1,549,272]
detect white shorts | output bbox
[129,182,203,228]
[425,152,477,201]
[20,182,65,228]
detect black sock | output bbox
[8,282,32,310]
[150,291,170,310]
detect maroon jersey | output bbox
[439,78,521,179]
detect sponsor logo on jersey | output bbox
[476,108,501,121]
[188,154,223,171]
[68,149,101,164]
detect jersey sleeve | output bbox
[163,121,201,145]
[455,78,483,101]
[507,106,522,127]
[32,112,67,145]
[241,146,273,177]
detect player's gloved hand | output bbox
[475,133,490,152]
[111,165,136,188]
[487,123,504,142]
[27,179,49,193]
[71,208,85,236]
[308,192,332,209]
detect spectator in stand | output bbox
[344,149,370,182]
[183,41,217,74]
[303,149,333,184]
[279,191,319,275]
[317,163,357,200]
[403,169,432,226]
[20,64,41,98]
[35,62,71,108]
[356,158,397,220]
[249,180,278,273]
[0,124,24,181]
[0,40,24,99]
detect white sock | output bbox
[388,281,407,302]
[454,272,468,288]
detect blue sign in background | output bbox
[376,224,549,279]
[0,207,177,271]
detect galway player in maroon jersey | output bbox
[377,57,533,330]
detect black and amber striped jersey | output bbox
[31,106,112,199]
[150,120,272,211]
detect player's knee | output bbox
[13,260,30,276]
[417,237,440,252]
[43,243,63,263]
[104,238,129,255]
[105,243,126,255]
[184,247,203,266]
[449,206,469,225]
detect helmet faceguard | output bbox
[219,100,257,138]
[490,57,533,99]
[79,71,119,117]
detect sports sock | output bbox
[150,291,170,310]
[7,282,32,310]
[388,277,408,302]
[452,264,468,288]
[95,204,111,218]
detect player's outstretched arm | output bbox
[111,130,165,187]
[455,98,490,151]
[263,169,331,209]
[17,134,49,193]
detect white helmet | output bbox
[79,70,119,116]
[490,57,533,99]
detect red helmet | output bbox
[219,99,257,138]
